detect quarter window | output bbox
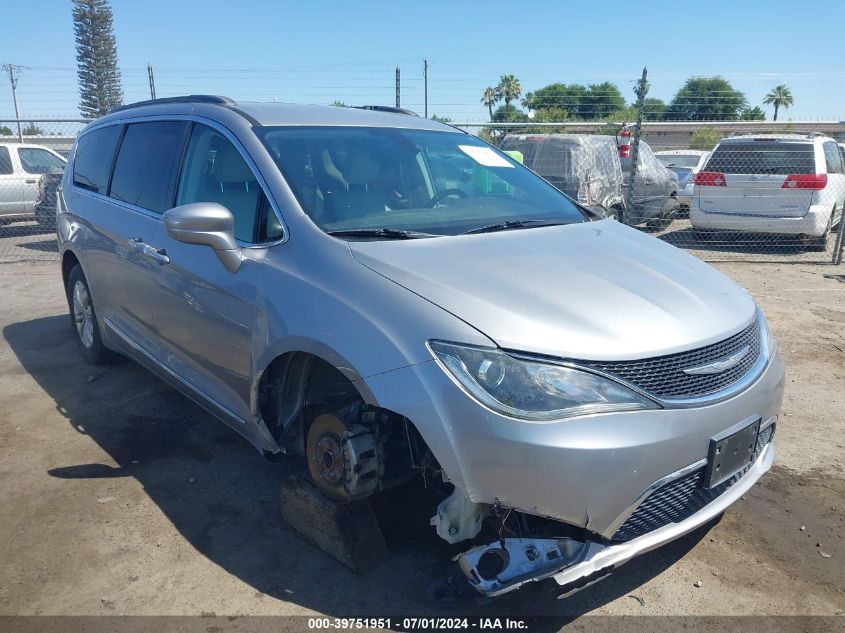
[18,148,65,174]
[110,121,188,213]
[73,125,122,194]
[822,141,843,174]
[176,124,275,243]
[0,146,12,175]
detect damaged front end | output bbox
[437,430,775,599]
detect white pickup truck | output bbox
[0,142,67,226]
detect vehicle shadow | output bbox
[3,314,713,621]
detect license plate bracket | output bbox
[703,418,760,489]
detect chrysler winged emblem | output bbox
[683,345,751,375]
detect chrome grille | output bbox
[580,318,761,399]
[611,424,774,542]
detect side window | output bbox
[73,125,122,194]
[822,141,843,174]
[18,148,65,174]
[110,121,188,213]
[176,124,270,243]
[0,146,12,175]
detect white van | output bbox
[690,134,844,250]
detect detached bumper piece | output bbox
[456,428,775,598]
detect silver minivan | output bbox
[57,96,784,598]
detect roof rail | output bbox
[109,95,235,114]
[354,105,419,117]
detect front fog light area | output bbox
[429,341,658,421]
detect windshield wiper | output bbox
[326,228,439,240]
[461,219,569,235]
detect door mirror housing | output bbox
[163,203,243,272]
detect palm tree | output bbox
[495,74,522,107]
[763,85,793,121]
[481,87,497,121]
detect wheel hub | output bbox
[306,413,352,501]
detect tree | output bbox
[486,104,529,145]
[665,77,747,121]
[22,123,43,135]
[495,75,522,107]
[763,85,793,121]
[642,98,667,121]
[0,125,12,135]
[481,87,497,121]
[740,106,766,121]
[329,100,348,107]
[689,126,723,150]
[523,83,588,118]
[491,104,528,123]
[582,82,625,120]
[73,0,123,118]
[431,114,452,124]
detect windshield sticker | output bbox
[458,145,514,168]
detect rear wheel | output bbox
[805,209,834,252]
[66,264,112,365]
[643,198,679,233]
[605,205,625,223]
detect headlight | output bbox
[429,341,658,422]
[757,305,775,355]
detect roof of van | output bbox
[101,95,456,132]
[717,133,832,144]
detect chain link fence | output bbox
[0,119,86,263]
[457,121,845,264]
[1,118,843,265]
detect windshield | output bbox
[256,127,586,236]
[656,154,702,168]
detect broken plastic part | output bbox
[456,537,588,595]
[430,488,488,544]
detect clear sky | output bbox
[3,0,845,122]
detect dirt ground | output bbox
[0,247,843,626]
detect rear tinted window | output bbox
[110,121,188,213]
[73,125,122,194]
[706,142,815,175]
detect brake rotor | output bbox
[306,413,350,501]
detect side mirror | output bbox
[163,202,243,272]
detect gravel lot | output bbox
[0,229,843,626]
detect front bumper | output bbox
[364,348,784,539]
[455,433,774,597]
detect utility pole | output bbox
[2,64,23,142]
[423,58,428,118]
[395,66,400,109]
[625,66,648,212]
[630,67,648,182]
[147,63,156,100]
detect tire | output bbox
[805,209,834,252]
[34,207,56,231]
[641,198,679,233]
[66,264,112,365]
[605,205,625,223]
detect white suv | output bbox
[690,134,844,250]
[0,142,67,225]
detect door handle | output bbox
[25,179,37,184]
[128,237,170,265]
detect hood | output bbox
[349,221,756,361]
